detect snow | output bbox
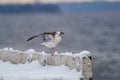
[0,60,81,80]
[74,50,91,58]
[0,48,91,80]
[0,47,23,53]
[25,49,36,54]
[0,48,91,59]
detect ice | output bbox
[0,60,81,80]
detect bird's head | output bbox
[56,31,64,36]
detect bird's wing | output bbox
[26,32,56,42]
[48,34,54,41]
[26,34,41,42]
[42,32,55,41]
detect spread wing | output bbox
[26,32,56,42]
[26,34,41,42]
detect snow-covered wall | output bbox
[0,48,92,80]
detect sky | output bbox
[0,0,119,4]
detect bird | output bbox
[26,31,64,55]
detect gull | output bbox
[27,31,64,55]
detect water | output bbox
[0,12,120,80]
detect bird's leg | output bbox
[51,48,54,56]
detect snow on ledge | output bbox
[0,47,91,58]
[0,48,92,80]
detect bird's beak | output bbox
[61,32,64,35]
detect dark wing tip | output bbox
[26,38,31,42]
[26,36,35,42]
[26,34,41,42]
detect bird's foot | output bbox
[51,48,54,56]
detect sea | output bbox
[0,12,120,80]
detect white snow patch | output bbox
[73,50,91,58]
[25,49,35,54]
[80,50,91,56]
[1,47,14,51]
[0,47,23,53]
[0,60,81,80]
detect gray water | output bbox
[0,12,120,80]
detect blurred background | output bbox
[0,0,120,80]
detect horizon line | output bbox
[0,1,120,4]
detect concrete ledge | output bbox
[0,49,92,80]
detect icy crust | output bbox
[0,60,81,80]
[0,47,91,58]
